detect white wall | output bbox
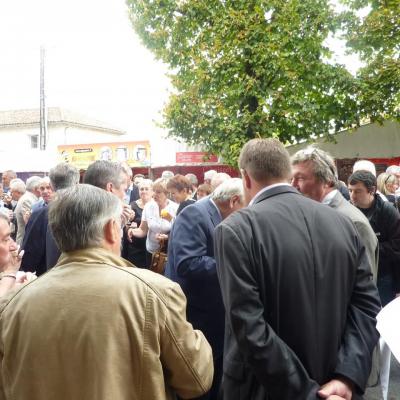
[0,122,123,172]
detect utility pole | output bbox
[39,46,48,151]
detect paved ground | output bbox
[365,356,400,400]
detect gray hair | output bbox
[239,138,291,182]
[204,169,217,180]
[26,176,43,192]
[386,165,400,175]
[49,163,80,191]
[161,170,174,180]
[291,146,338,187]
[120,162,133,178]
[49,184,122,253]
[10,178,26,194]
[83,160,127,190]
[185,173,198,187]
[211,172,231,190]
[40,176,51,186]
[353,160,376,177]
[138,179,153,189]
[211,178,244,203]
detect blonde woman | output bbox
[377,173,398,206]
[128,178,178,268]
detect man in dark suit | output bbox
[21,163,80,275]
[214,138,381,400]
[165,178,244,400]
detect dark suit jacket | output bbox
[329,190,379,281]
[129,185,139,203]
[165,197,224,357]
[21,206,60,275]
[215,185,381,400]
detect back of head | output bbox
[211,178,244,203]
[161,170,174,180]
[353,160,376,177]
[204,169,217,181]
[26,176,44,192]
[49,163,80,192]
[386,165,400,176]
[210,173,231,190]
[49,184,121,253]
[185,173,198,187]
[84,160,126,190]
[239,138,291,183]
[291,146,338,187]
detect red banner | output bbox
[176,152,218,164]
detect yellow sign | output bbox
[57,141,151,169]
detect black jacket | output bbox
[215,185,381,400]
[360,194,400,292]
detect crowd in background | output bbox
[0,141,398,399]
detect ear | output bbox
[106,182,113,193]
[230,194,240,208]
[242,170,252,191]
[103,219,119,245]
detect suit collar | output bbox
[252,184,300,205]
[206,198,222,226]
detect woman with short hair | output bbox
[128,178,178,268]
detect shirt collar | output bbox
[321,189,338,205]
[249,183,292,206]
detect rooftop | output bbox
[0,107,125,135]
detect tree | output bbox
[342,0,400,124]
[126,0,374,164]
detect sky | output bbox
[0,0,363,141]
[0,0,171,139]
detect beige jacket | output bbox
[0,248,213,400]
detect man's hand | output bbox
[3,245,23,276]
[318,378,353,400]
[23,209,31,224]
[121,204,135,226]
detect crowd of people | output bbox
[0,138,398,399]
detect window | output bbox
[29,135,39,149]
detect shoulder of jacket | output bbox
[114,266,180,307]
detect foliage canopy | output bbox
[127,0,400,164]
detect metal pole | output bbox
[39,46,48,151]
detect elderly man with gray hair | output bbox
[14,176,42,245]
[166,178,244,400]
[291,146,379,281]
[21,163,80,275]
[0,184,213,400]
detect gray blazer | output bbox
[329,190,379,282]
[215,185,380,400]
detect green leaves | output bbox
[127,0,400,165]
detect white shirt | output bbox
[249,183,292,206]
[321,189,338,205]
[142,199,178,253]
